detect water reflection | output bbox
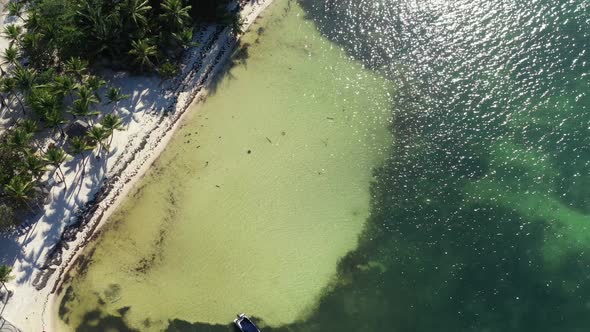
[295,0,590,330]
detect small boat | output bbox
[234,313,261,332]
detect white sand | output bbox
[0,1,274,330]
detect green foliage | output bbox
[4,175,35,207]
[157,61,179,79]
[100,114,124,134]
[0,204,18,231]
[69,136,93,155]
[24,0,83,68]
[6,0,240,72]
[105,87,129,106]
[3,24,22,46]
[0,264,12,284]
[0,0,242,226]
[128,38,158,71]
[160,0,192,32]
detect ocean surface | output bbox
[58,0,590,331]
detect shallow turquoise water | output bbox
[57,1,393,330]
[59,0,590,331]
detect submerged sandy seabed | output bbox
[57,1,394,331]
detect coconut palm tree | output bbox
[12,65,37,95]
[86,75,106,102]
[65,57,88,83]
[51,76,77,102]
[44,108,67,137]
[172,28,196,50]
[122,0,152,30]
[2,46,19,68]
[68,100,99,123]
[86,125,109,154]
[128,38,158,71]
[0,77,25,114]
[4,176,35,208]
[160,0,192,32]
[28,87,58,119]
[100,114,124,145]
[5,1,25,21]
[7,128,33,152]
[22,153,47,180]
[20,32,43,65]
[17,119,44,152]
[2,24,22,47]
[69,136,94,182]
[0,264,12,295]
[76,85,100,109]
[105,87,129,112]
[44,146,69,188]
[18,119,38,135]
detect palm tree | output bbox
[0,264,12,294]
[122,0,152,30]
[68,100,100,123]
[17,119,44,152]
[22,153,47,180]
[51,76,77,102]
[105,87,129,112]
[28,87,58,119]
[76,0,117,58]
[12,65,37,95]
[44,108,67,137]
[4,176,35,208]
[128,38,158,71]
[44,146,69,188]
[100,114,124,145]
[76,85,100,108]
[2,46,19,68]
[65,57,88,82]
[2,24,22,47]
[0,77,25,114]
[18,119,38,135]
[86,125,109,154]
[172,28,196,50]
[5,1,25,20]
[86,75,106,102]
[8,128,33,152]
[160,0,192,32]
[69,136,93,182]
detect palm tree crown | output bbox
[0,264,12,286]
[3,24,22,46]
[122,0,152,29]
[4,176,35,206]
[161,0,192,32]
[129,39,158,71]
[2,46,19,67]
[100,114,124,134]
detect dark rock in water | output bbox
[117,306,131,316]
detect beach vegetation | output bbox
[0,0,239,231]
[44,146,70,188]
[0,204,18,231]
[0,264,12,293]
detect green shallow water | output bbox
[57,1,393,331]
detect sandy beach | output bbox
[0,1,274,330]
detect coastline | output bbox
[0,1,275,331]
